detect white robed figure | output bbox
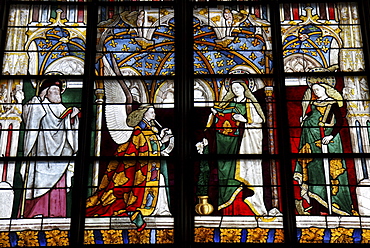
[20,79,79,218]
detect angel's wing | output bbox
[104,80,133,144]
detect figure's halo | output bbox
[306,67,336,88]
[36,72,67,95]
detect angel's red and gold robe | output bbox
[86,120,170,230]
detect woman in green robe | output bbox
[294,79,353,215]
[207,80,267,215]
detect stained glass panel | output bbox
[0,77,82,245]
[286,75,370,242]
[86,8,176,236]
[193,5,272,75]
[281,2,364,73]
[96,6,175,76]
[193,77,283,243]
[83,78,175,240]
[3,5,86,76]
[0,4,87,246]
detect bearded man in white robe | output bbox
[20,79,80,218]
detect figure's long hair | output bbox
[318,83,344,107]
[219,80,265,122]
[126,104,153,127]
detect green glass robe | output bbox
[294,101,353,215]
[214,102,246,208]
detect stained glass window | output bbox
[192,3,282,244]
[283,2,370,244]
[1,0,370,247]
[1,3,86,246]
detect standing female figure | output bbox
[199,79,279,216]
[294,79,353,215]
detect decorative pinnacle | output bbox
[50,9,67,25]
[305,7,313,19]
[300,7,320,24]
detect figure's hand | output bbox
[160,128,170,138]
[161,129,173,143]
[202,138,208,146]
[196,138,208,154]
[196,142,204,154]
[322,135,333,145]
[233,114,247,122]
[71,107,80,118]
